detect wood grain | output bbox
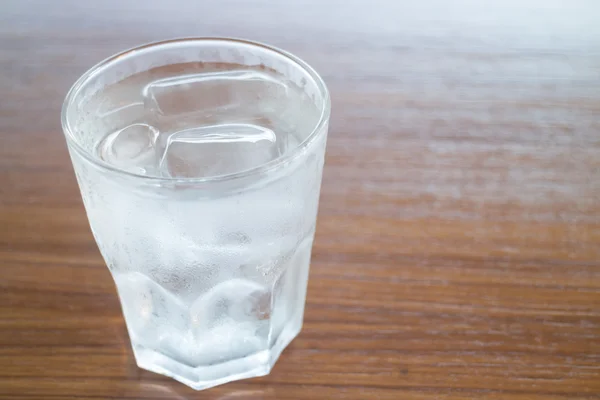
[1,0,599,398]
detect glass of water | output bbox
[61,38,330,390]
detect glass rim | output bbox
[61,37,331,184]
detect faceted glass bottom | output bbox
[131,310,303,390]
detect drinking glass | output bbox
[61,38,330,390]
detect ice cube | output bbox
[188,279,270,364]
[97,123,159,174]
[159,123,280,178]
[113,272,189,349]
[142,70,288,121]
[190,279,270,330]
[184,318,266,366]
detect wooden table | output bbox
[1,1,599,398]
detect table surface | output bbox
[1,0,599,399]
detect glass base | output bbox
[132,314,303,391]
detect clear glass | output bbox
[61,38,330,390]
